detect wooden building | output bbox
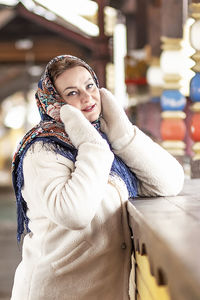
[0,1,200,299]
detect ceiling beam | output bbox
[0,38,87,63]
[16,2,96,50]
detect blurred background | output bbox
[0,0,200,299]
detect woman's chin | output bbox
[83,112,101,122]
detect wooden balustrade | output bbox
[128,179,200,300]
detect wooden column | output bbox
[122,0,148,51]
[146,1,162,98]
[91,0,110,88]
[189,2,200,178]
[147,1,161,57]
[159,0,187,161]
[121,0,137,51]
[161,0,185,38]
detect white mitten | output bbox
[60,104,108,149]
[100,88,135,150]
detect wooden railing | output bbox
[128,179,200,300]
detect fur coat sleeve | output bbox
[113,125,184,197]
[22,140,114,230]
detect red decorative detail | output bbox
[190,113,200,142]
[161,119,186,141]
[125,78,147,86]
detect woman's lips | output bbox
[82,104,96,112]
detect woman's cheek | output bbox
[95,88,101,104]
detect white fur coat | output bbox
[11,116,184,300]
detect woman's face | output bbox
[54,66,101,122]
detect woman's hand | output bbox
[100,88,135,150]
[60,104,108,149]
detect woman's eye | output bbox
[67,91,77,97]
[87,83,94,89]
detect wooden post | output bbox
[122,0,148,51]
[147,1,161,57]
[161,0,185,38]
[146,1,162,99]
[91,0,110,88]
[189,2,200,178]
[159,0,187,162]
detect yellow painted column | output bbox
[135,251,171,300]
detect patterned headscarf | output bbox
[12,54,99,163]
[12,54,138,242]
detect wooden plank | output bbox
[128,179,200,300]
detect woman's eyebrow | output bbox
[63,86,76,93]
[62,77,93,93]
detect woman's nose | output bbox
[81,91,91,103]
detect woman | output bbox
[11,55,184,300]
